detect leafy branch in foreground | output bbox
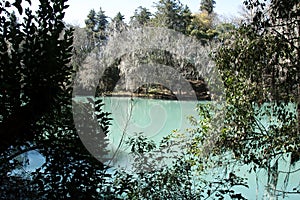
[212,0,300,197]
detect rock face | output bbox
[95,54,211,100]
[99,80,210,101]
[188,80,211,100]
[77,62,211,100]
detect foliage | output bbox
[108,106,248,200]
[73,7,112,95]
[200,0,216,14]
[71,0,299,198]
[74,0,232,96]
[187,0,221,45]
[73,7,108,79]
[188,11,218,44]
[152,0,192,34]
[130,6,152,27]
[108,12,127,36]
[85,7,108,48]
[0,0,73,152]
[0,0,113,199]
[87,8,108,33]
[212,0,300,197]
[3,0,299,199]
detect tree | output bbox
[0,0,73,152]
[108,12,127,36]
[0,0,113,198]
[200,0,216,14]
[130,6,152,27]
[72,7,110,94]
[152,0,192,34]
[188,12,218,44]
[96,7,109,36]
[74,7,108,68]
[85,9,97,31]
[213,0,300,197]
[215,22,236,42]
[188,0,218,44]
[85,7,108,48]
[237,3,257,24]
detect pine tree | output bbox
[96,7,108,40]
[152,0,192,34]
[97,8,108,30]
[85,9,97,31]
[109,12,127,36]
[130,6,152,27]
[200,0,216,14]
[85,7,108,47]
[85,8,108,33]
[114,12,125,22]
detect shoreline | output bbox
[90,91,211,101]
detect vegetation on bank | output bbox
[0,0,299,199]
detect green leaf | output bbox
[13,0,22,15]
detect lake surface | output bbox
[15,97,300,199]
[76,97,298,199]
[100,96,199,150]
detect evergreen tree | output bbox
[109,12,127,35]
[188,0,218,44]
[188,12,218,44]
[85,7,108,47]
[152,0,192,34]
[114,12,125,22]
[180,5,193,34]
[85,8,108,33]
[130,6,152,26]
[200,0,216,14]
[96,7,108,34]
[85,9,97,31]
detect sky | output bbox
[60,0,245,26]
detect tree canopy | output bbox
[200,0,216,14]
[130,6,152,26]
[0,0,111,198]
[212,0,300,197]
[152,0,192,34]
[0,0,73,152]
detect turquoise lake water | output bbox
[14,97,300,199]
[100,96,199,149]
[101,97,300,199]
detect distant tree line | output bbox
[73,0,234,99]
